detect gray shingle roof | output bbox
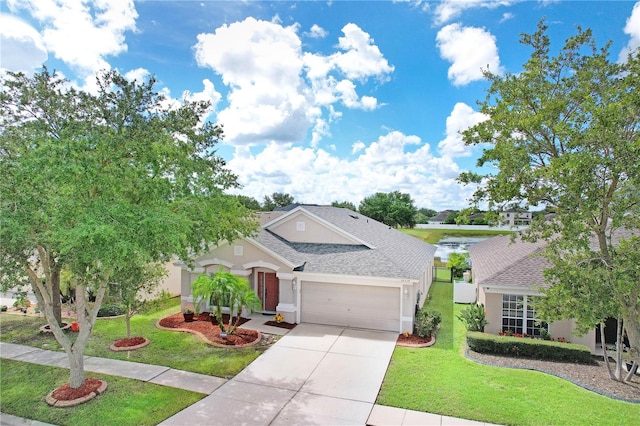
[253,206,436,280]
[468,235,549,289]
[468,227,639,290]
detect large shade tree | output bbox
[0,69,257,389]
[261,192,296,211]
[358,191,417,228]
[460,21,640,381]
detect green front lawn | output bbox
[377,282,640,425]
[0,297,270,378]
[0,359,203,426]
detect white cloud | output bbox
[437,102,488,157]
[436,23,503,86]
[227,130,474,210]
[332,23,395,82]
[123,67,150,83]
[194,17,312,144]
[392,0,430,12]
[352,141,366,154]
[154,79,222,120]
[307,24,328,39]
[619,1,640,62]
[310,117,330,147]
[8,0,138,77]
[433,0,513,25]
[182,79,222,109]
[194,19,393,146]
[0,14,47,73]
[500,12,515,23]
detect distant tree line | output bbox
[237,191,555,229]
[237,191,437,229]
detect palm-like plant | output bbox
[191,269,260,334]
[229,285,261,333]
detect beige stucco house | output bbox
[468,235,596,352]
[179,204,436,333]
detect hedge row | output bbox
[97,304,125,317]
[466,331,594,364]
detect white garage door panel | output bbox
[301,282,400,332]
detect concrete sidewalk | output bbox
[1,334,499,426]
[0,342,227,394]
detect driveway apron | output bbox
[160,323,398,426]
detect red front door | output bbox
[258,272,279,312]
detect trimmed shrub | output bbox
[466,332,594,364]
[415,309,441,338]
[97,304,125,317]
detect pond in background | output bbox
[434,236,490,261]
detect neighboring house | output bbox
[148,259,182,299]
[179,205,436,333]
[429,210,457,224]
[468,235,596,352]
[499,210,532,226]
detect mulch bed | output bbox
[46,378,108,407]
[157,312,260,347]
[396,333,436,347]
[110,336,150,351]
[113,336,146,347]
[468,349,640,403]
[264,320,297,329]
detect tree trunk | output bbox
[601,323,616,380]
[51,268,62,326]
[126,310,132,339]
[68,347,86,388]
[624,362,638,382]
[615,318,623,381]
[622,311,640,382]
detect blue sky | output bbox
[2,1,639,211]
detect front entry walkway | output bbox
[160,323,398,425]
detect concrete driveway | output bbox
[161,323,398,425]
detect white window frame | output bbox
[501,294,548,336]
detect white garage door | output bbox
[301,282,400,332]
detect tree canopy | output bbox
[460,20,640,380]
[236,195,262,211]
[358,191,417,228]
[0,69,257,388]
[261,192,295,211]
[331,200,357,211]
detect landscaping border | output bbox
[109,337,150,352]
[465,347,640,404]
[45,379,107,407]
[396,335,436,348]
[155,319,262,348]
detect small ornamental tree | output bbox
[0,69,257,390]
[446,252,469,278]
[111,260,167,340]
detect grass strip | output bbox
[0,358,204,426]
[378,282,640,425]
[0,297,271,378]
